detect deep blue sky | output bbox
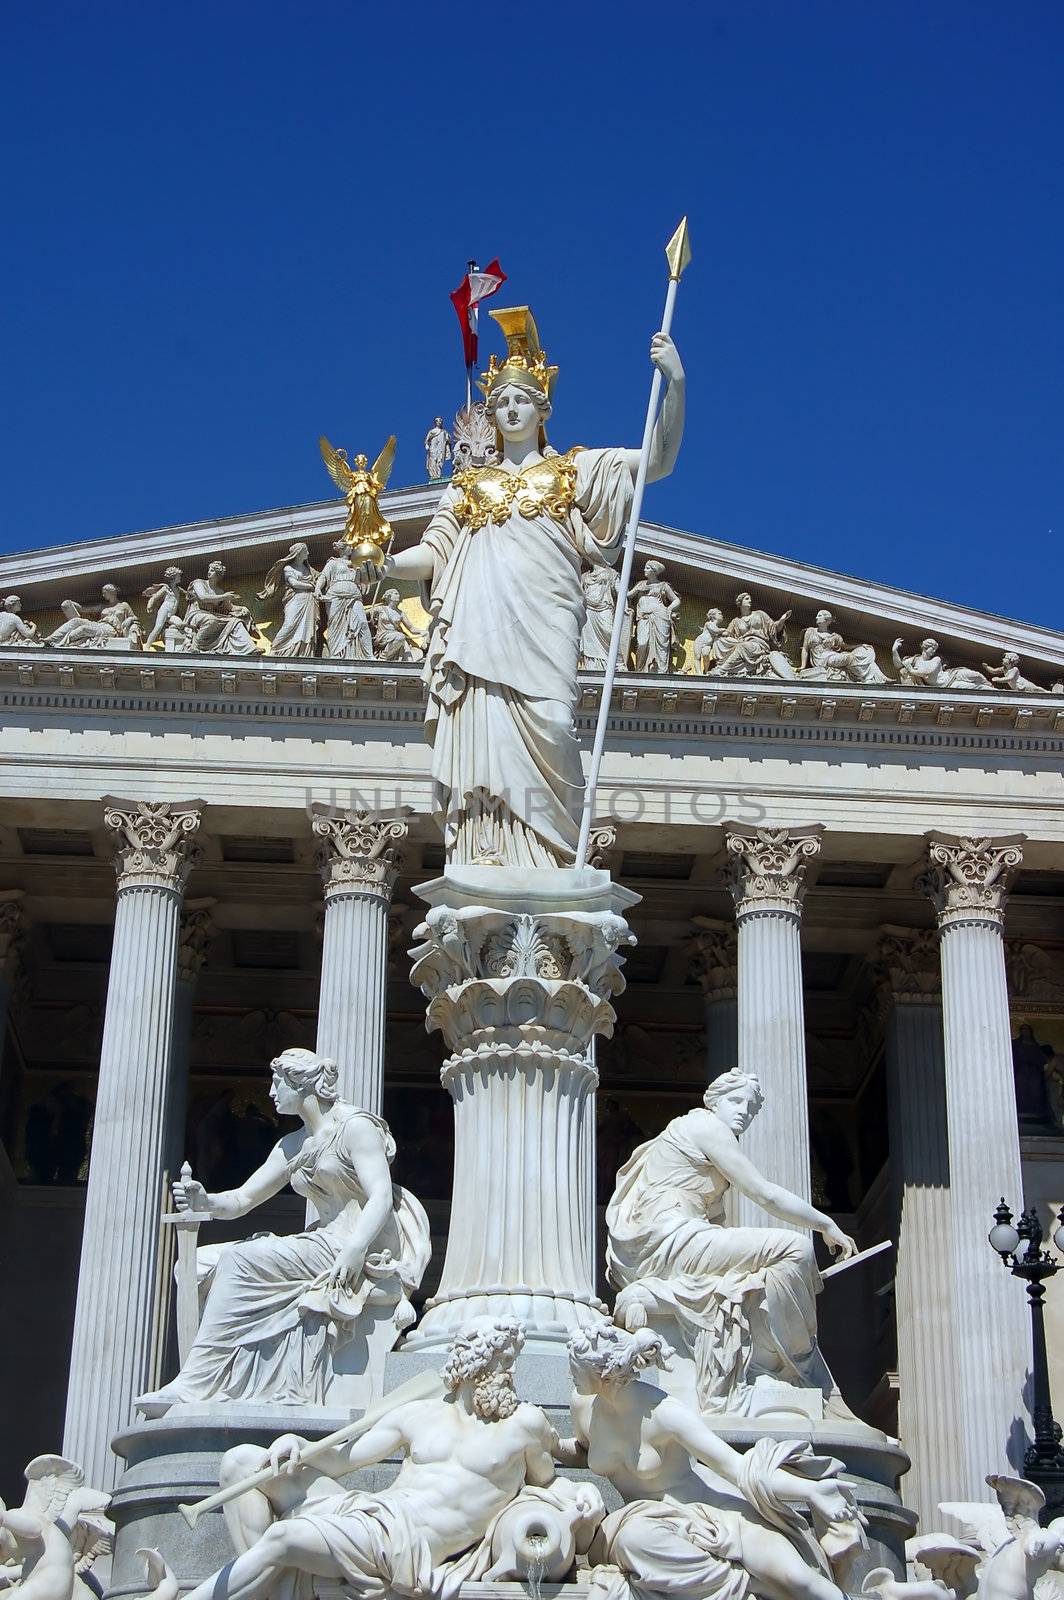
[3,3,1061,625]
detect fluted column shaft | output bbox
[63,800,201,1489]
[922,833,1031,1493]
[405,871,637,1351]
[725,826,822,1224]
[415,1046,603,1343]
[689,918,738,1079]
[879,927,964,1524]
[310,806,408,1113]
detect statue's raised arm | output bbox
[351,307,685,870]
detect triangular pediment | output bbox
[0,482,1061,692]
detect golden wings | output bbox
[319,434,396,494]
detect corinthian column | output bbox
[63,799,201,1490]
[724,825,822,1224]
[688,917,738,1077]
[404,868,638,1351]
[921,832,1030,1493]
[310,806,409,1114]
[877,926,965,1524]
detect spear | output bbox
[575,217,692,867]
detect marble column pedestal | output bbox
[396,866,639,1398]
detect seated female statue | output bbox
[137,1047,430,1413]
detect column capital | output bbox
[723,824,823,919]
[688,916,737,1000]
[875,924,942,1006]
[310,805,409,901]
[177,898,219,985]
[104,799,203,892]
[920,833,1024,930]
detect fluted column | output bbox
[921,832,1031,1493]
[404,870,638,1350]
[63,799,201,1489]
[689,917,738,1078]
[310,805,409,1113]
[725,825,822,1224]
[878,926,964,1524]
[0,890,26,1086]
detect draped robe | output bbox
[420,448,633,866]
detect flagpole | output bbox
[575,217,692,869]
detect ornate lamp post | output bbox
[989,1198,1064,1519]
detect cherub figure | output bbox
[982,653,1049,695]
[914,1474,1064,1600]
[142,567,186,649]
[692,607,725,673]
[319,435,397,567]
[0,1455,111,1600]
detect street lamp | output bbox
[989,1198,1064,1519]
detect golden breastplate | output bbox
[451,448,581,531]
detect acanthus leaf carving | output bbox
[723,825,823,916]
[920,833,1024,928]
[103,798,203,890]
[309,803,410,897]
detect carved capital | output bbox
[0,890,26,982]
[723,824,823,919]
[310,804,409,900]
[586,823,619,874]
[178,898,218,985]
[104,798,203,892]
[875,924,941,1006]
[920,833,1024,930]
[410,903,635,1057]
[688,916,738,1000]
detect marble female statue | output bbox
[891,638,993,690]
[259,544,321,658]
[141,1318,565,1600]
[605,1070,855,1415]
[799,611,886,685]
[44,601,121,649]
[425,417,452,481]
[352,306,685,867]
[96,584,143,647]
[185,562,258,655]
[692,607,725,674]
[315,541,374,660]
[371,589,427,662]
[627,560,681,673]
[567,1324,864,1600]
[136,1048,430,1413]
[712,594,795,680]
[580,566,632,670]
[0,598,42,648]
[143,567,186,649]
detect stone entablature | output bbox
[1,647,1063,737]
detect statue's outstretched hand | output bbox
[650,332,684,385]
[173,1173,211,1215]
[806,1476,855,1526]
[821,1224,857,1261]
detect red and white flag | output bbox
[450,258,507,368]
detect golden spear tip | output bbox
[665,216,692,281]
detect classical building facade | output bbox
[2,480,1064,1536]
